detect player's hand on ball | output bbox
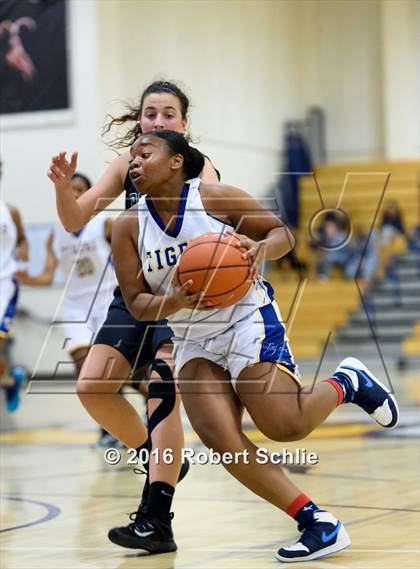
[47,151,78,192]
[226,230,265,275]
[170,280,213,312]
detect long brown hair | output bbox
[102,80,191,150]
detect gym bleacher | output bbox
[270,160,420,362]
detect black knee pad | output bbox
[147,359,176,434]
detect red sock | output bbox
[287,494,322,527]
[323,378,344,405]
[286,493,311,518]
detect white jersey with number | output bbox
[53,214,117,315]
[136,178,273,341]
[0,201,17,281]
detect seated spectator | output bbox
[315,216,353,280]
[345,224,378,281]
[376,202,408,283]
[379,200,407,245]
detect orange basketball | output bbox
[176,233,253,309]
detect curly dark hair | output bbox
[102,80,191,150]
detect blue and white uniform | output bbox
[53,214,117,352]
[137,179,299,389]
[0,201,19,337]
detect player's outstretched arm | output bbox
[111,210,207,321]
[47,152,129,232]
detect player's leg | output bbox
[236,298,399,438]
[0,280,26,412]
[179,357,306,508]
[70,342,120,447]
[233,330,397,561]
[237,363,338,441]
[179,357,350,563]
[76,289,152,447]
[108,331,186,554]
[70,346,90,377]
[145,322,185,484]
[237,358,398,445]
[235,364,359,562]
[76,343,148,448]
[0,337,8,380]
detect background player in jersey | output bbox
[47,81,220,553]
[111,130,400,563]
[19,172,115,374]
[0,161,29,411]
[18,173,118,444]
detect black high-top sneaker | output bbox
[108,459,190,551]
[108,512,177,553]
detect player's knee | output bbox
[189,416,224,450]
[258,419,308,442]
[147,376,178,432]
[148,376,180,403]
[280,423,309,442]
[187,415,210,443]
[76,379,92,409]
[76,376,93,402]
[76,374,119,400]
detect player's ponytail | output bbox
[150,130,205,180]
[184,146,205,179]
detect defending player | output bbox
[17,172,116,404]
[47,80,219,553]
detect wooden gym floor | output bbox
[0,360,419,569]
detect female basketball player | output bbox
[111,130,400,563]
[47,81,219,553]
[18,172,121,447]
[0,188,28,412]
[17,173,115,378]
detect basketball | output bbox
[176,232,253,309]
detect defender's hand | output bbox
[47,151,78,192]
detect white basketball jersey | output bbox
[137,179,273,341]
[53,214,117,304]
[0,201,17,281]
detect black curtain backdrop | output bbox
[0,0,69,114]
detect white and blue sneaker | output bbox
[276,511,351,563]
[332,357,399,429]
